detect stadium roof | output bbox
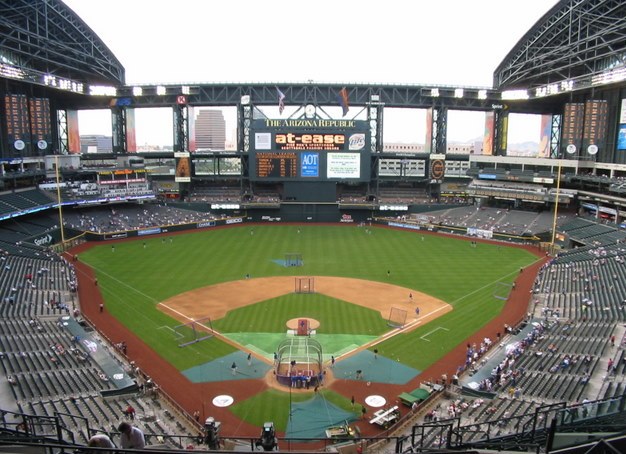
[0,0,124,86]
[494,0,626,90]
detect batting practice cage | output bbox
[285,253,303,267]
[294,276,315,294]
[173,317,214,347]
[275,337,324,388]
[387,307,407,328]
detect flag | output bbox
[337,87,349,117]
[276,87,286,114]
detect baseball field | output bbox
[77,224,540,433]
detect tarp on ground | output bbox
[182,351,272,383]
[286,393,357,440]
[332,350,419,385]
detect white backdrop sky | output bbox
[61,0,559,147]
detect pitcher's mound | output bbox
[286,318,320,330]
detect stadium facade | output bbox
[2,0,626,452]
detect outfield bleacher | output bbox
[420,206,574,236]
[0,189,55,216]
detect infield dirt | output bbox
[156,276,452,331]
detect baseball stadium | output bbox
[1,1,626,453]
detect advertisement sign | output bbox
[300,152,319,177]
[250,118,369,182]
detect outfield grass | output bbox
[80,225,538,372]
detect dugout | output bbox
[275,337,324,388]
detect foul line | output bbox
[158,303,195,323]
[86,264,161,304]
[419,326,450,342]
[450,269,521,305]
[340,304,451,359]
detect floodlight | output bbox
[89,85,117,96]
[501,89,529,100]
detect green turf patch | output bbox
[224,332,378,359]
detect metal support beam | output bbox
[56,109,68,155]
[434,106,448,154]
[238,98,252,185]
[550,114,562,158]
[111,107,126,154]
[173,104,188,152]
[494,110,509,156]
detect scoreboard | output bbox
[3,94,52,156]
[4,94,30,154]
[256,152,298,178]
[29,97,52,154]
[250,119,370,181]
[561,102,585,155]
[582,100,608,156]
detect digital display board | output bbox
[29,97,52,153]
[617,124,626,151]
[327,153,360,178]
[256,152,298,178]
[174,152,191,182]
[4,94,30,154]
[301,152,319,177]
[561,102,584,155]
[582,99,608,155]
[250,118,370,181]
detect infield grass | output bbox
[212,293,389,335]
[80,225,538,372]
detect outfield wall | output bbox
[81,205,376,241]
[76,203,538,245]
[243,204,372,223]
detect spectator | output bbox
[118,422,145,449]
[88,433,116,452]
[124,404,136,420]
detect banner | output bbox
[483,112,494,155]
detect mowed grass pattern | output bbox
[212,293,389,335]
[80,225,538,371]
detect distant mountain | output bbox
[506,141,540,157]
